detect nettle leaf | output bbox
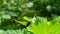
[2,14,11,19]
[17,16,30,26]
[26,2,34,8]
[20,21,28,26]
[28,17,60,34]
[0,29,33,34]
[1,11,17,17]
[31,16,47,25]
[51,16,60,25]
[33,17,39,25]
[1,11,12,19]
[23,16,30,21]
[31,17,36,23]
[7,12,17,16]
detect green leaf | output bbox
[2,14,11,19]
[7,12,17,16]
[28,17,60,34]
[26,2,34,8]
[51,17,60,25]
[20,21,28,26]
[23,16,30,21]
[0,29,33,34]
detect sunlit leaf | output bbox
[23,16,30,21]
[2,14,11,19]
[26,2,34,8]
[20,21,28,26]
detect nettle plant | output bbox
[0,0,35,31]
[0,0,60,34]
[0,29,33,34]
[14,16,60,34]
[0,0,34,25]
[26,16,60,34]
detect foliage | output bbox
[0,16,60,34]
[28,16,60,34]
[0,29,33,34]
[0,0,60,34]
